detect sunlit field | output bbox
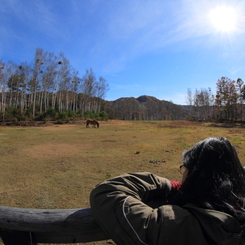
[0,120,245,245]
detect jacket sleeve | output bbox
[90,172,173,245]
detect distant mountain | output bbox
[104,95,188,120]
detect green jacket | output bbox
[90,172,244,245]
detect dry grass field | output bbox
[0,120,245,244]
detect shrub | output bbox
[38,107,58,121]
[99,111,108,120]
[83,110,94,119]
[25,108,32,119]
[58,111,68,120]
[4,106,21,121]
[68,110,77,118]
[56,119,65,124]
[45,108,57,118]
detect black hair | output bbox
[180,137,245,223]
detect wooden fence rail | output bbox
[0,206,109,244]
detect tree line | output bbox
[186,77,245,122]
[0,48,109,122]
[2,47,243,123]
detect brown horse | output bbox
[86,119,99,128]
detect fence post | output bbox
[0,229,37,245]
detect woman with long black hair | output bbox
[180,137,245,224]
[90,137,245,245]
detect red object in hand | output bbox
[170,180,182,190]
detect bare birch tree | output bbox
[236,78,245,122]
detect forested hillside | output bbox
[104,95,188,120]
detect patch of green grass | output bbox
[180,142,192,149]
[231,137,245,144]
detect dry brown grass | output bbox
[1,120,245,244]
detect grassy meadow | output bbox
[0,120,245,244]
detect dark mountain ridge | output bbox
[104,95,188,120]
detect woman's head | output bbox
[180,137,245,220]
[183,137,243,179]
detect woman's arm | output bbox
[90,172,173,245]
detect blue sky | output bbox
[1,0,245,105]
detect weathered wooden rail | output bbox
[0,206,109,244]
